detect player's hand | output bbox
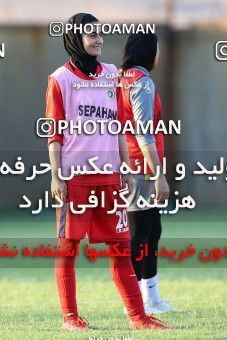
[155,175,170,204]
[121,174,134,197]
[51,175,67,203]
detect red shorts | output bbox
[56,174,130,244]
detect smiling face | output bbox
[82,22,103,56]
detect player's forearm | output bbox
[48,141,62,178]
[118,134,130,165]
[141,142,163,176]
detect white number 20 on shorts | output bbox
[115,209,128,233]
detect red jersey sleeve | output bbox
[45,76,65,146]
[116,82,126,126]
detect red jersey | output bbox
[120,68,164,174]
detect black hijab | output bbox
[121,32,158,72]
[63,13,99,75]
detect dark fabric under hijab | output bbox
[121,32,158,72]
[63,13,99,76]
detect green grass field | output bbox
[0,209,227,339]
